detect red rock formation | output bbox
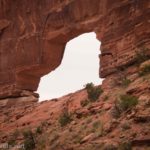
[0,1,150,149]
[0,0,150,98]
[0,73,150,149]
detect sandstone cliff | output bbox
[0,0,150,150]
[0,0,150,98]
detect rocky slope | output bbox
[0,59,150,150]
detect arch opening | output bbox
[37,32,103,101]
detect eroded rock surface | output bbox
[0,0,150,98]
[0,1,150,149]
[0,65,150,149]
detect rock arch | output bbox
[0,0,150,98]
[37,32,101,100]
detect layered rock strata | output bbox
[0,0,150,99]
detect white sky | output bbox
[37,32,103,101]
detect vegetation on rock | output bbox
[59,111,72,127]
[23,130,35,150]
[139,64,150,76]
[36,126,42,134]
[118,141,132,150]
[135,47,150,65]
[118,94,138,111]
[121,77,131,87]
[80,99,89,107]
[85,83,103,102]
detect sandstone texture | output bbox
[0,0,150,98]
[0,66,150,149]
[0,0,150,150]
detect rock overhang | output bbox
[0,0,150,98]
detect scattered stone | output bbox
[103,103,112,110]
[75,108,89,118]
[71,121,77,125]
[80,133,95,144]
[119,134,126,139]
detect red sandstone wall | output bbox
[0,0,150,98]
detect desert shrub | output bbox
[85,82,94,90]
[118,141,132,150]
[122,77,131,87]
[23,130,35,150]
[119,94,138,111]
[92,120,101,129]
[85,83,103,102]
[92,120,103,136]
[135,48,150,64]
[23,130,33,138]
[36,126,42,134]
[80,99,89,107]
[111,102,122,118]
[121,122,131,131]
[8,139,16,146]
[59,111,72,127]
[139,64,150,76]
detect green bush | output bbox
[92,120,103,136]
[36,126,42,134]
[139,64,150,76]
[24,139,35,150]
[59,112,72,127]
[23,130,35,150]
[119,94,138,111]
[122,78,131,87]
[8,139,16,146]
[85,83,103,102]
[135,48,150,64]
[85,82,94,89]
[111,103,121,118]
[92,120,101,129]
[121,122,131,131]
